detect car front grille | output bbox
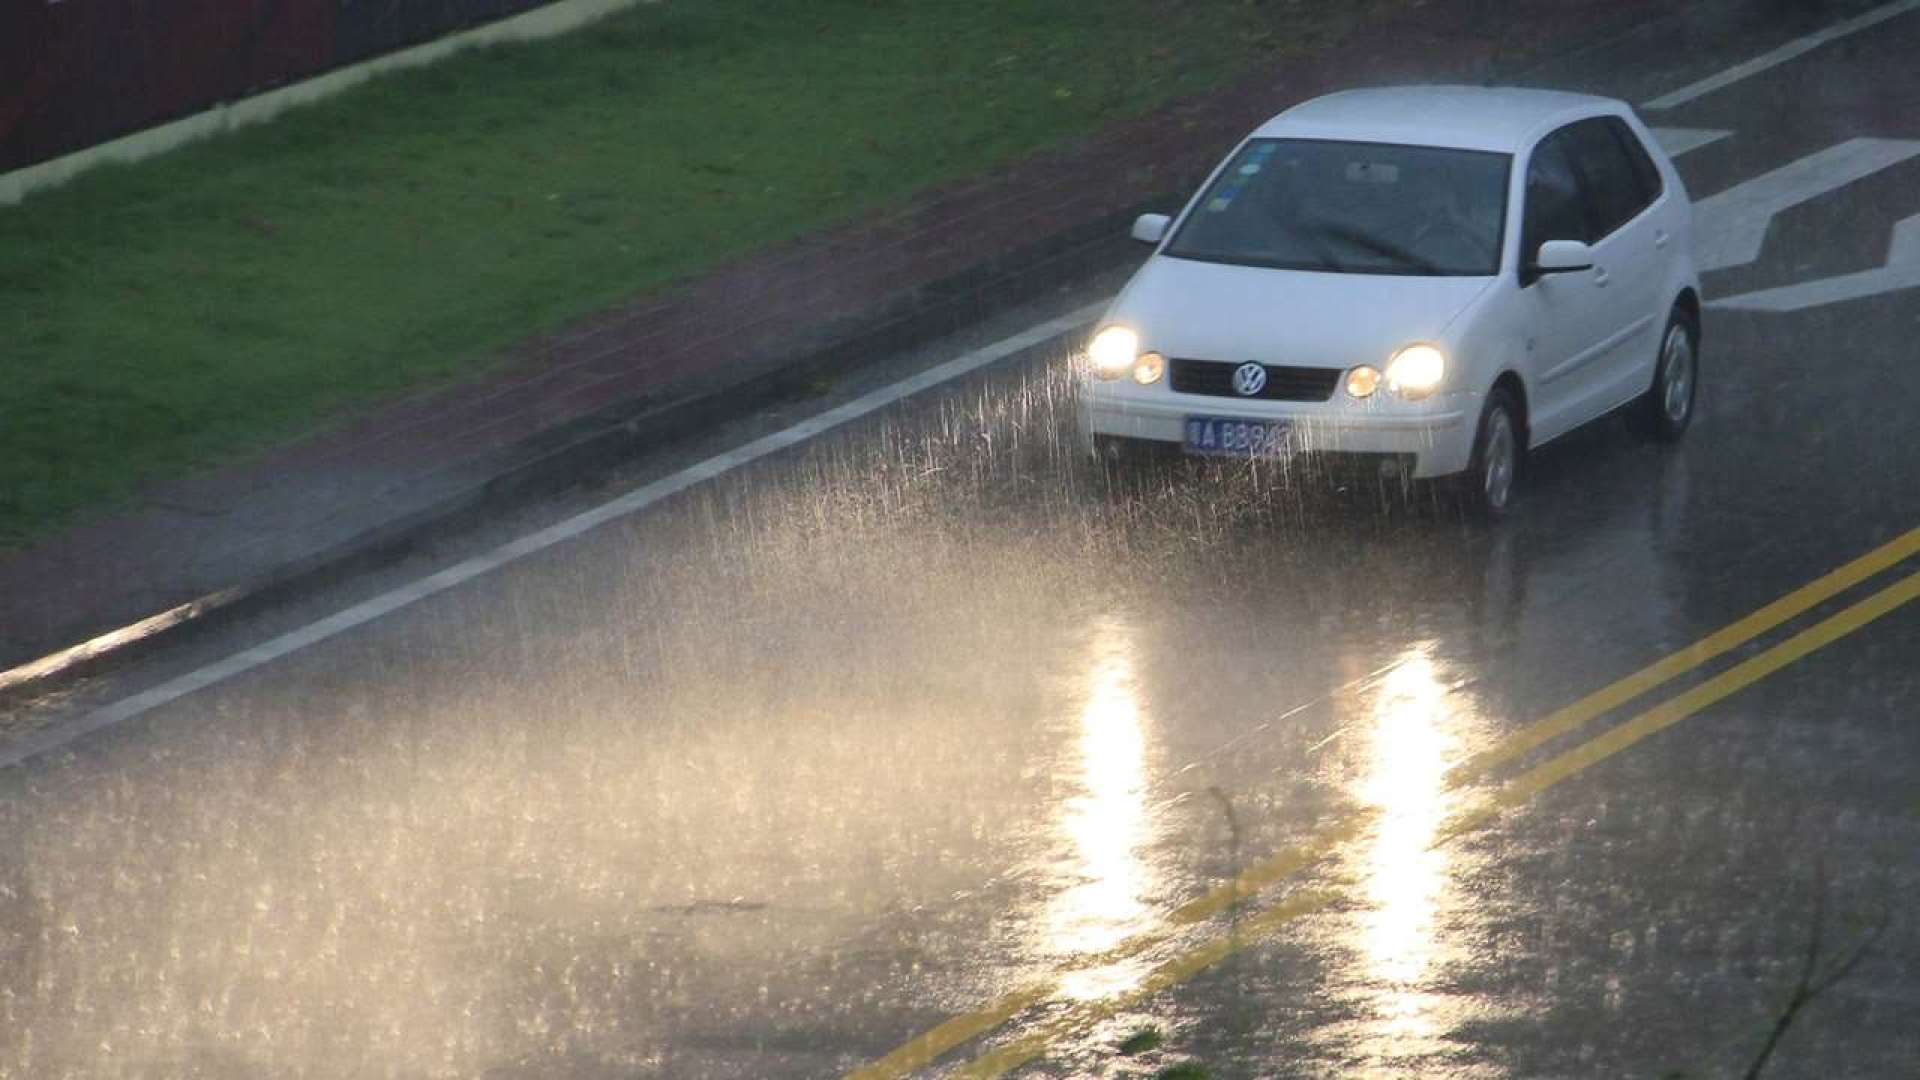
[1168,359,1342,403]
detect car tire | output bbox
[1640,307,1699,443]
[1460,385,1522,521]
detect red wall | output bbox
[1,0,553,174]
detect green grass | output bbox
[1118,1025,1165,1056]
[0,0,1392,545]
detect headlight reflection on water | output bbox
[1043,617,1164,1001]
[1350,642,1484,1059]
[1361,649,1453,996]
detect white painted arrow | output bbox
[1650,128,1732,159]
[1711,214,1920,311]
[1691,138,1920,274]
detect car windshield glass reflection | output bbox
[1166,139,1510,277]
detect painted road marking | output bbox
[943,569,1920,1079]
[948,889,1344,1080]
[1643,0,1920,110]
[1649,127,1732,158]
[845,527,1920,1079]
[0,302,1110,772]
[1712,212,1920,311]
[1692,138,1920,274]
[1442,525,1920,783]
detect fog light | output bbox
[1089,326,1138,380]
[1347,365,1381,399]
[1133,351,1166,385]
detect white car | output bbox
[1082,86,1701,516]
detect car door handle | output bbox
[1654,229,1670,249]
[1593,267,1611,287]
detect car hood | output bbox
[1109,255,1497,369]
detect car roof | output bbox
[1252,86,1623,154]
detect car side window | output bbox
[1522,131,1591,268]
[1608,117,1665,208]
[1565,117,1648,239]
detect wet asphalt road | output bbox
[4,4,1920,1078]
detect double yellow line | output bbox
[851,527,1920,1080]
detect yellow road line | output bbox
[847,527,1920,1079]
[1469,568,1920,824]
[1442,525,1920,786]
[849,987,1053,1080]
[955,569,1920,1079]
[950,890,1343,1080]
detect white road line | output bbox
[1892,213,1920,265]
[1649,128,1733,158]
[1711,213,1920,311]
[1691,138,1920,273]
[0,302,1108,771]
[1643,0,1920,110]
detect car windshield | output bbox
[1165,138,1511,276]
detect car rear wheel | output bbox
[1641,308,1699,442]
[1460,386,1522,521]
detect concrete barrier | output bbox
[0,0,652,207]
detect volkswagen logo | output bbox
[1232,362,1268,397]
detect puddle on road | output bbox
[0,356,1691,1077]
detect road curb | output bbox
[0,200,1151,700]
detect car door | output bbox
[1515,127,1610,444]
[1561,116,1666,417]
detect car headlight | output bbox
[1346,365,1381,399]
[1089,326,1138,381]
[1385,344,1445,399]
[1133,351,1166,385]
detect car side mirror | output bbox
[1533,239,1594,275]
[1131,213,1171,246]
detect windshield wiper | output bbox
[1318,224,1445,275]
[1280,220,1354,274]
[1165,251,1346,273]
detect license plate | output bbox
[1183,416,1293,457]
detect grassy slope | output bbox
[0,0,1385,545]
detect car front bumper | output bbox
[1082,381,1476,479]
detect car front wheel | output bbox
[1460,386,1522,520]
[1641,308,1699,442]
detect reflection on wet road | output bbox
[7,323,1910,1078]
[1353,648,1460,1052]
[1046,616,1161,984]
[5,3,1920,1078]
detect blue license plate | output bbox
[1183,416,1293,457]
